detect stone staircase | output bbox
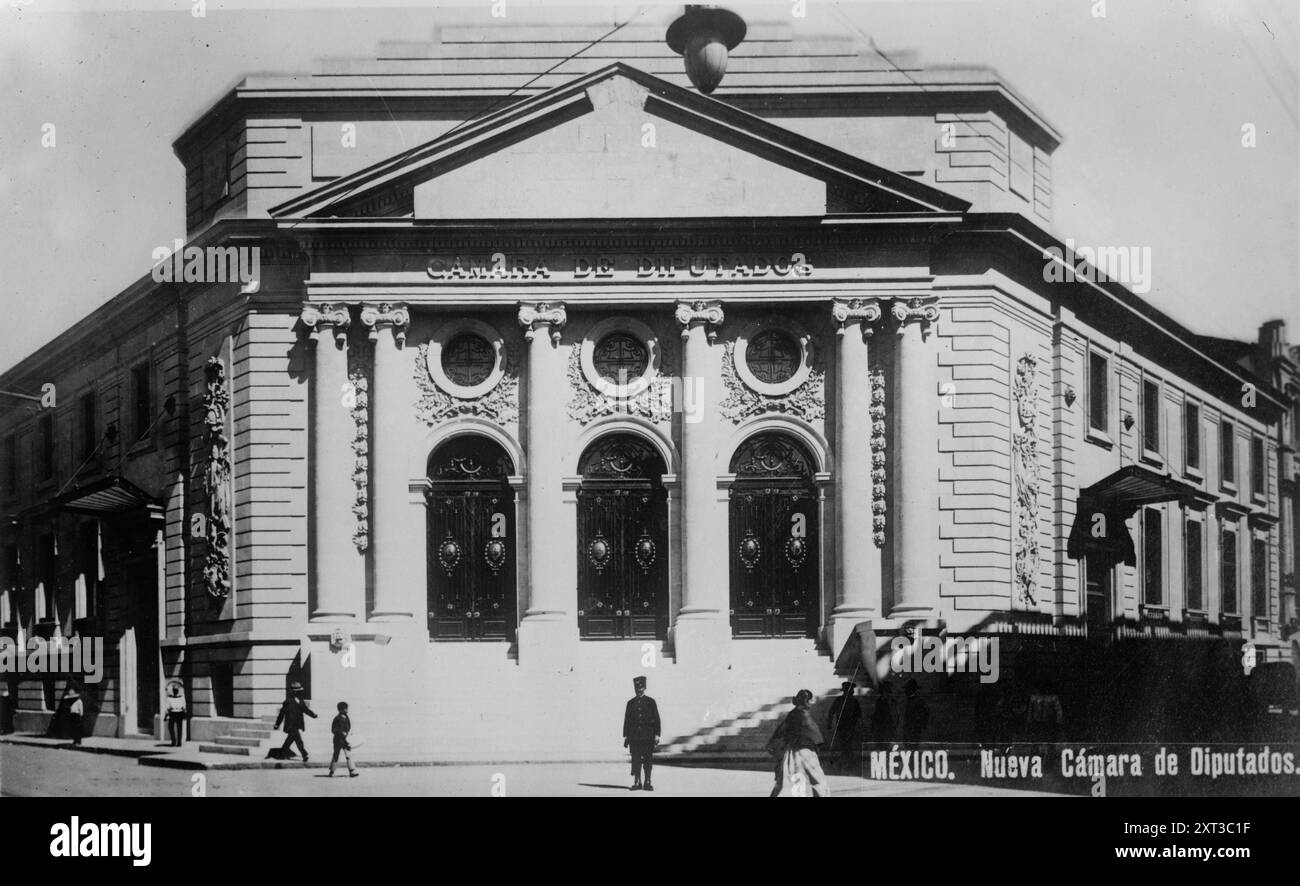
[198,716,279,758]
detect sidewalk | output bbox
[0,732,218,768]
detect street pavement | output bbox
[0,743,1066,797]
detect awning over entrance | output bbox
[1066,465,1200,569]
[54,476,160,515]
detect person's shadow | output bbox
[577,782,638,791]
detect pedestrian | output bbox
[825,681,861,772]
[622,675,660,791]
[870,681,897,745]
[901,679,929,745]
[328,701,359,778]
[273,681,317,764]
[0,679,14,735]
[765,689,830,797]
[65,685,84,747]
[164,679,187,747]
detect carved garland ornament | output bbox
[1012,353,1042,605]
[202,357,233,600]
[567,337,674,424]
[348,339,371,553]
[870,366,888,547]
[415,340,520,426]
[720,340,825,423]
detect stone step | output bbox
[229,729,273,740]
[198,743,251,756]
[211,736,264,748]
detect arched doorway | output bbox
[728,432,819,638]
[426,435,517,641]
[576,434,669,640]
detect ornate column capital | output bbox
[891,296,940,336]
[675,300,724,342]
[518,301,567,344]
[832,297,885,335]
[360,302,410,347]
[300,303,351,345]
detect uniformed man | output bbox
[622,675,661,791]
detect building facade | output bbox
[2,17,1295,758]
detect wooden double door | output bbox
[427,437,517,641]
[728,433,820,638]
[576,435,669,640]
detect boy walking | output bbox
[329,701,359,777]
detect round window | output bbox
[440,333,495,388]
[592,333,649,386]
[745,330,800,385]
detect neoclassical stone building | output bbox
[1,15,1295,756]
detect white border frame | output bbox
[734,315,814,398]
[580,317,660,399]
[427,318,506,400]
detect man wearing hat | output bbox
[65,685,84,747]
[825,681,862,773]
[274,681,317,764]
[622,675,661,791]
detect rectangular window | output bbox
[38,413,54,480]
[1185,519,1203,611]
[1088,351,1109,434]
[80,392,97,461]
[1251,536,1268,620]
[1251,437,1265,498]
[1221,527,1239,615]
[3,435,15,495]
[1142,378,1160,453]
[1142,507,1162,606]
[38,533,55,622]
[1220,420,1235,486]
[131,362,152,441]
[1184,402,1201,472]
[1009,132,1033,199]
[78,521,99,620]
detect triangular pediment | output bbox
[270,63,968,220]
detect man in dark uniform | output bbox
[274,681,317,764]
[825,681,862,773]
[622,675,660,791]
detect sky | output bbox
[0,0,1297,373]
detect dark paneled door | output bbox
[427,436,517,641]
[728,433,819,638]
[576,435,669,640]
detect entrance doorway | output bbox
[576,434,669,640]
[124,556,159,734]
[426,436,518,641]
[728,433,819,638]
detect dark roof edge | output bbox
[960,212,1288,412]
[0,219,284,393]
